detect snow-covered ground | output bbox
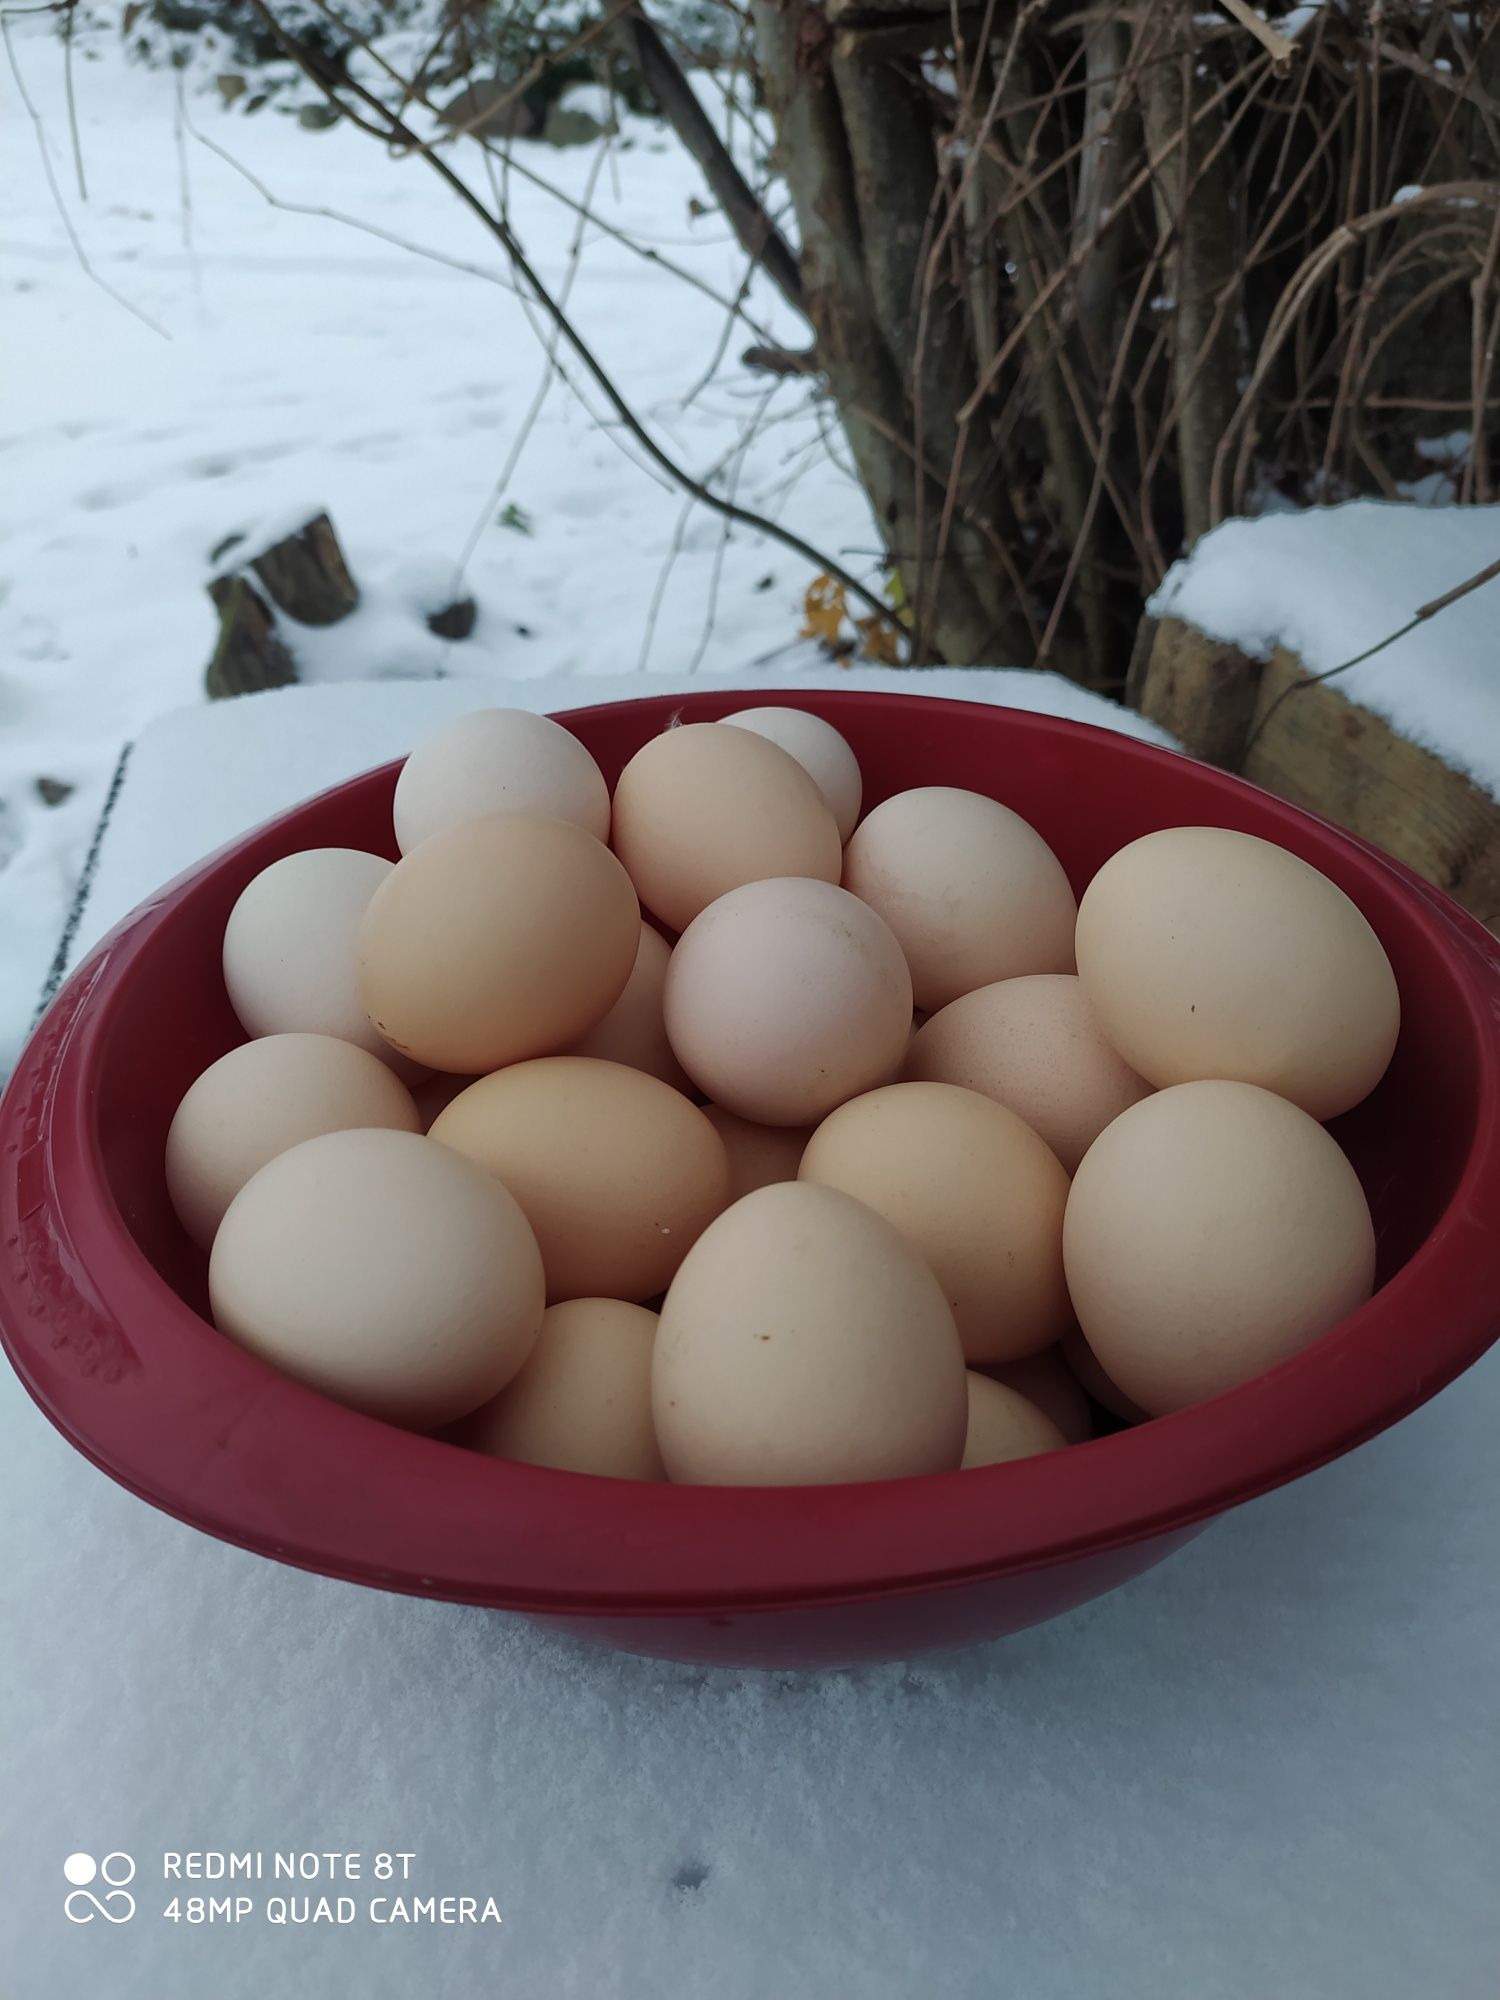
[7,16,1497,1078]
[1150,501,1500,798]
[0,14,869,1069]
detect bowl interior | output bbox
[16,687,1493,1621]
[95,690,1478,1320]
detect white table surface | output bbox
[3,671,1496,2000]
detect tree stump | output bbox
[205,511,358,699]
[205,575,297,701]
[242,512,358,626]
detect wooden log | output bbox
[205,575,297,701]
[1135,614,1500,928]
[1133,616,1268,769]
[244,512,358,627]
[205,512,360,699]
[1242,647,1500,928]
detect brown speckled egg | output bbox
[430,1056,731,1303]
[1063,1080,1376,1415]
[982,1346,1094,1443]
[223,847,423,1082]
[961,1373,1067,1468]
[358,813,639,1074]
[166,1032,420,1250]
[393,707,610,852]
[653,1182,967,1485]
[907,974,1152,1173]
[664,877,912,1127]
[718,706,862,842]
[1075,826,1399,1120]
[799,1081,1072,1363]
[455,1298,665,1482]
[842,787,1077,1011]
[1059,1326,1148,1425]
[209,1128,545,1431]
[611,722,842,932]
[565,922,691,1093]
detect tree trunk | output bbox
[1139,29,1241,545]
[617,13,808,321]
[751,0,1034,666]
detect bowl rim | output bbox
[3,689,1499,1616]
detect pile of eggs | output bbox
[165,703,1401,1486]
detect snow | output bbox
[1281,1,1326,37]
[1414,431,1472,465]
[5,681,1499,2000]
[1148,499,1500,797]
[2,21,1499,1992]
[60,675,1172,975]
[0,13,866,1071]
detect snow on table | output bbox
[1147,500,1500,798]
[0,13,892,1071]
[60,668,1171,972]
[2,676,1497,2000]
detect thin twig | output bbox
[1,16,167,337]
[245,0,891,625]
[1242,553,1500,757]
[451,129,612,581]
[1215,0,1295,68]
[173,68,199,291]
[60,0,85,199]
[184,110,521,294]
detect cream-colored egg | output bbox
[799,1081,1071,1363]
[1063,1080,1376,1415]
[456,1298,665,1481]
[653,1182,967,1485]
[907,974,1152,1174]
[842,787,1077,1011]
[1075,826,1400,1120]
[166,1032,420,1250]
[718,706,862,842]
[701,1105,812,1201]
[664,877,912,1126]
[222,847,422,1080]
[611,722,842,932]
[564,922,690,1092]
[1059,1326,1148,1425]
[209,1128,545,1430]
[961,1373,1067,1468]
[393,707,610,852]
[983,1346,1094,1443]
[430,1057,731,1303]
[358,813,639,1074]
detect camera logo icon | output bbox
[63,1853,136,1924]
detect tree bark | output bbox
[205,576,298,699]
[751,0,1032,664]
[242,512,359,626]
[620,11,808,322]
[1139,32,1241,545]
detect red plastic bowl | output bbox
[3,690,1498,1670]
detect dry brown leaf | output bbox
[856,614,905,665]
[801,573,848,646]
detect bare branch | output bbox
[616,8,808,321]
[245,0,894,627]
[2,16,168,337]
[1215,0,1295,69]
[1243,552,1500,756]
